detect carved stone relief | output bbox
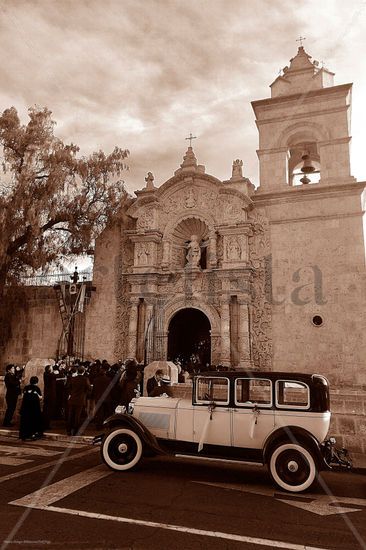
[137,207,155,230]
[248,209,273,370]
[135,242,154,266]
[225,235,242,261]
[185,188,196,208]
[114,231,134,360]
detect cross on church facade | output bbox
[185,133,197,147]
[296,36,306,47]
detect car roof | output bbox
[194,371,322,383]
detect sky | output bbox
[0,0,366,197]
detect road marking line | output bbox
[10,465,111,507]
[0,444,61,457]
[0,447,98,483]
[9,466,328,550]
[13,502,329,550]
[0,457,32,466]
[194,481,366,516]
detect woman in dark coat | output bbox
[43,365,57,429]
[19,376,43,441]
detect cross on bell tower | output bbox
[185,133,197,147]
[296,36,306,48]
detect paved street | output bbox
[0,435,365,550]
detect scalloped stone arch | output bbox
[163,208,216,241]
[164,297,221,335]
[276,121,330,149]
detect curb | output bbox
[0,428,95,445]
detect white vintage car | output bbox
[97,371,351,493]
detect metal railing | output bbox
[17,271,93,286]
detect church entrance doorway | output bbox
[167,308,211,370]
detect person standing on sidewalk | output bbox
[2,364,21,427]
[19,376,43,441]
[65,366,91,436]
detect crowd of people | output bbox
[1,357,206,441]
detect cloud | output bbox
[0,0,365,194]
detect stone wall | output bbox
[84,224,122,362]
[330,388,366,467]
[254,183,366,389]
[2,286,62,370]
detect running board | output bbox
[174,454,263,467]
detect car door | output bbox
[232,378,275,449]
[193,376,231,449]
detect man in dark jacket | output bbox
[66,366,91,435]
[146,369,171,397]
[92,364,112,428]
[3,364,21,427]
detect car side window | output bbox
[195,377,229,405]
[235,378,272,408]
[275,380,310,409]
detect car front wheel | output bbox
[268,443,317,492]
[101,428,143,471]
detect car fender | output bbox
[102,414,165,456]
[262,426,329,469]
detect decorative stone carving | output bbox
[137,207,155,230]
[114,231,135,360]
[162,240,171,266]
[248,210,273,370]
[185,188,196,208]
[225,236,242,261]
[134,242,153,266]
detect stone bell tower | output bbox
[251,46,366,388]
[252,45,356,192]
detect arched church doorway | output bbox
[167,308,211,370]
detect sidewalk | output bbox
[0,418,101,445]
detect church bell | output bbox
[300,152,316,174]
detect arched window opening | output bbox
[288,142,320,186]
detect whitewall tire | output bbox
[101,428,143,471]
[269,443,317,493]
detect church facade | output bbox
[85,46,366,389]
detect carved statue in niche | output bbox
[185,188,196,208]
[137,243,150,265]
[226,236,241,261]
[186,235,201,267]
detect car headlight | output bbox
[115,405,126,415]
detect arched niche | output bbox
[162,210,216,270]
[277,122,329,186]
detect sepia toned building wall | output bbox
[2,287,61,366]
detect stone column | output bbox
[162,240,171,270]
[154,298,167,361]
[238,299,251,368]
[208,230,217,268]
[220,297,231,366]
[127,299,139,358]
[144,302,155,364]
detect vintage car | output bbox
[97,371,351,493]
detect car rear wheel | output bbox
[101,428,143,471]
[269,443,317,492]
